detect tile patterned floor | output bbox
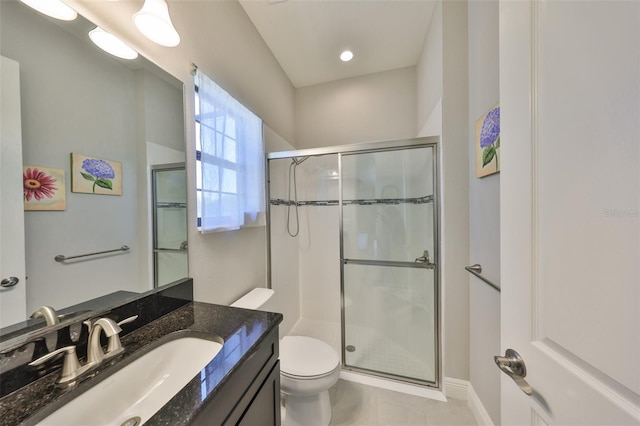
[288,320,476,425]
[328,380,478,426]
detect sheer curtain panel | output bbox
[195,69,265,233]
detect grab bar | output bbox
[55,245,130,262]
[465,264,500,292]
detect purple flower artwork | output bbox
[71,153,122,195]
[81,158,115,193]
[475,104,501,178]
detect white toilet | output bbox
[231,289,341,426]
[279,335,340,426]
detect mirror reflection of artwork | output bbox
[71,153,122,195]
[475,104,500,178]
[23,165,66,211]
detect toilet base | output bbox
[282,390,331,426]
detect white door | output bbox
[0,56,27,327]
[500,1,640,424]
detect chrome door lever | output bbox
[494,349,533,395]
[1,277,19,288]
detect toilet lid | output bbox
[280,336,339,377]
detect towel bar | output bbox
[465,264,500,292]
[55,245,130,262]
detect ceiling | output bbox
[238,0,437,88]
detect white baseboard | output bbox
[467,383,495,426]
[443,377,468,400]
[443,378,495,426]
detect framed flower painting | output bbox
[71,153,122,195]
[23,165,66,211]
[475,104,500,178]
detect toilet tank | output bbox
[230,288,275,311]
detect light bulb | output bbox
[134,0,181,47]
[89,27,139,60]
[19,0,77,21]
[340,50,354,62]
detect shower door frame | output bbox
[151,162,189,289]
[266,136,441,389]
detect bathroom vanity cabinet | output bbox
[194,327,281,425]
[0,295,283,426]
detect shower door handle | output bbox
[494,349,533,395]
[414,250,431,263]
[414,250,436,269]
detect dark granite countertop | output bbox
[0,301,282,425]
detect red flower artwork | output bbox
[23,167,57,201]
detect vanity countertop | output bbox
[0,302,282,425]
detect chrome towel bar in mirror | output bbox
[55,246,130,263]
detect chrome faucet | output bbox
[85,315,138,364]
[85,318,122,364]
[30,306,60,326]
[28,315,137,385]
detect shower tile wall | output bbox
[297,156,341,330]
[269,158,301,336]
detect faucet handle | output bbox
[104,315,137,355]
[117,315,138,327]
[29,346,82,384]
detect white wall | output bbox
[1,2,143,312]
[417,0,471,383]
[468,0,501,422]
[69,0,297,306]
[295,67,417,149]
[441,0,471,384]
[417,1,443,137]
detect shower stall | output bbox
[151,163,188,288]
[267,137,440,388]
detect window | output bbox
[194,69,264,233]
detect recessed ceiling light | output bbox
[89,27,139,60]
[339,50,354,62]
[19,0,77,21]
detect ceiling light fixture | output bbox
[133,0,181,47]
[89,27,139,60]
[18,0,77,21]
[339,50,354,62]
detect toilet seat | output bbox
[281,365,340,380]
[280,336,340,379]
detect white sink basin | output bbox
[37,336,224,426]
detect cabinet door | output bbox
[237,362,281,426]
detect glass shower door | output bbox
[152,164,188,288]
[340,146,438,385]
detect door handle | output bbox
[1,276,19,288]
[494,349,533,395]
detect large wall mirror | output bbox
[0,0,188,349]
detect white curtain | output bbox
[197,69,264,233]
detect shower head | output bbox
[291,156,309,166]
